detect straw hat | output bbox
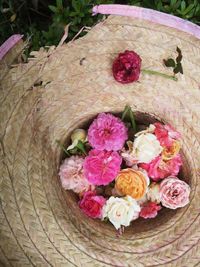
[1,12,200,267]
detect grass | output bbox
[1,0,200,53]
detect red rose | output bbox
[112,50,142,83]
[79,191,106,219]
[140,202,161,219]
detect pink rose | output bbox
[154,123,181,147]
[140,202,161,219]
[112,50,142,84]
[59,156,94,193]
[160,177,190,209]
[140,154,182,182]
[83,149,122,186]
[79,191,106,219]
[88,113,128,151]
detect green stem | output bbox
[56,140,70,156]
[121,105,130,121]
[129,108,137,133]
[142,69,178,81]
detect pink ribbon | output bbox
[92,4,200,39]
[0,34,23,60]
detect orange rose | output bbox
[115,169,148,200]
[162,141,181,161]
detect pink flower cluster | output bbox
[140,154,182,182]
[139,123,182,181]
[154,123,181,148]
[58,109,191,229]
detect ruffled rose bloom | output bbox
[79,191,106,219]
[112,50,142,84]
[162,140,181,161]
[115,168,149,200]
[83,149,122,186]
[160,177,190,209]
[133,133,163,163]
[102,196,141,230]
[154,123,181,148]
[88,113,128,151]
[140,202,161,219]
[59,156,94,193]
[140,154,182,182]
[146,182,161,204]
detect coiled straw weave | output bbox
[0,14,200,267]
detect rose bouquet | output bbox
[58,107,191,233]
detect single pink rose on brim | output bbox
[140,154,182,182]
[160,176,191,209]
[154,122,181,148]
[79,191,106,219]
[112,50,142,83]
[140,202,161,219]
[88,113,128,151]
[83,149,122,186]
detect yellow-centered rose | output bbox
[162,141,181,161]
[115,168,148,200]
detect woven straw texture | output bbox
[0,15,200,267]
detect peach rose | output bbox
[162,140,181,161]
[115,168,149,200]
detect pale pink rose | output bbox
[83,149,122,186]
[140,202,161,219]
[140,154,182,181]
[59,156,93,193]
[88,113,128,151]
[160,177,191,209]
[79,191,106,219]
[154,122,181,148]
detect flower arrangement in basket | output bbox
[58,50,190,234]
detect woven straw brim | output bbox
[0,15,200,266]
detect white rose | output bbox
[146,183,161,204]
[102,196,141,230]
[133,133,162,163]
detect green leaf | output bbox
[72,0,81,12]
[182,3,195,16]
[181,0,186,11]
[76,140,87,155]
[121,105,130,121]
[176,46,183,63]
[163,58,176,68]
[121,105,136,132]
[129,108,137,133]
[170,0,177,7]
[173,62,183,74]
[56,0,63,9]
[56,140,70,156]
[49,5,57,13]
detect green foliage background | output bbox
[1,0,200,52]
